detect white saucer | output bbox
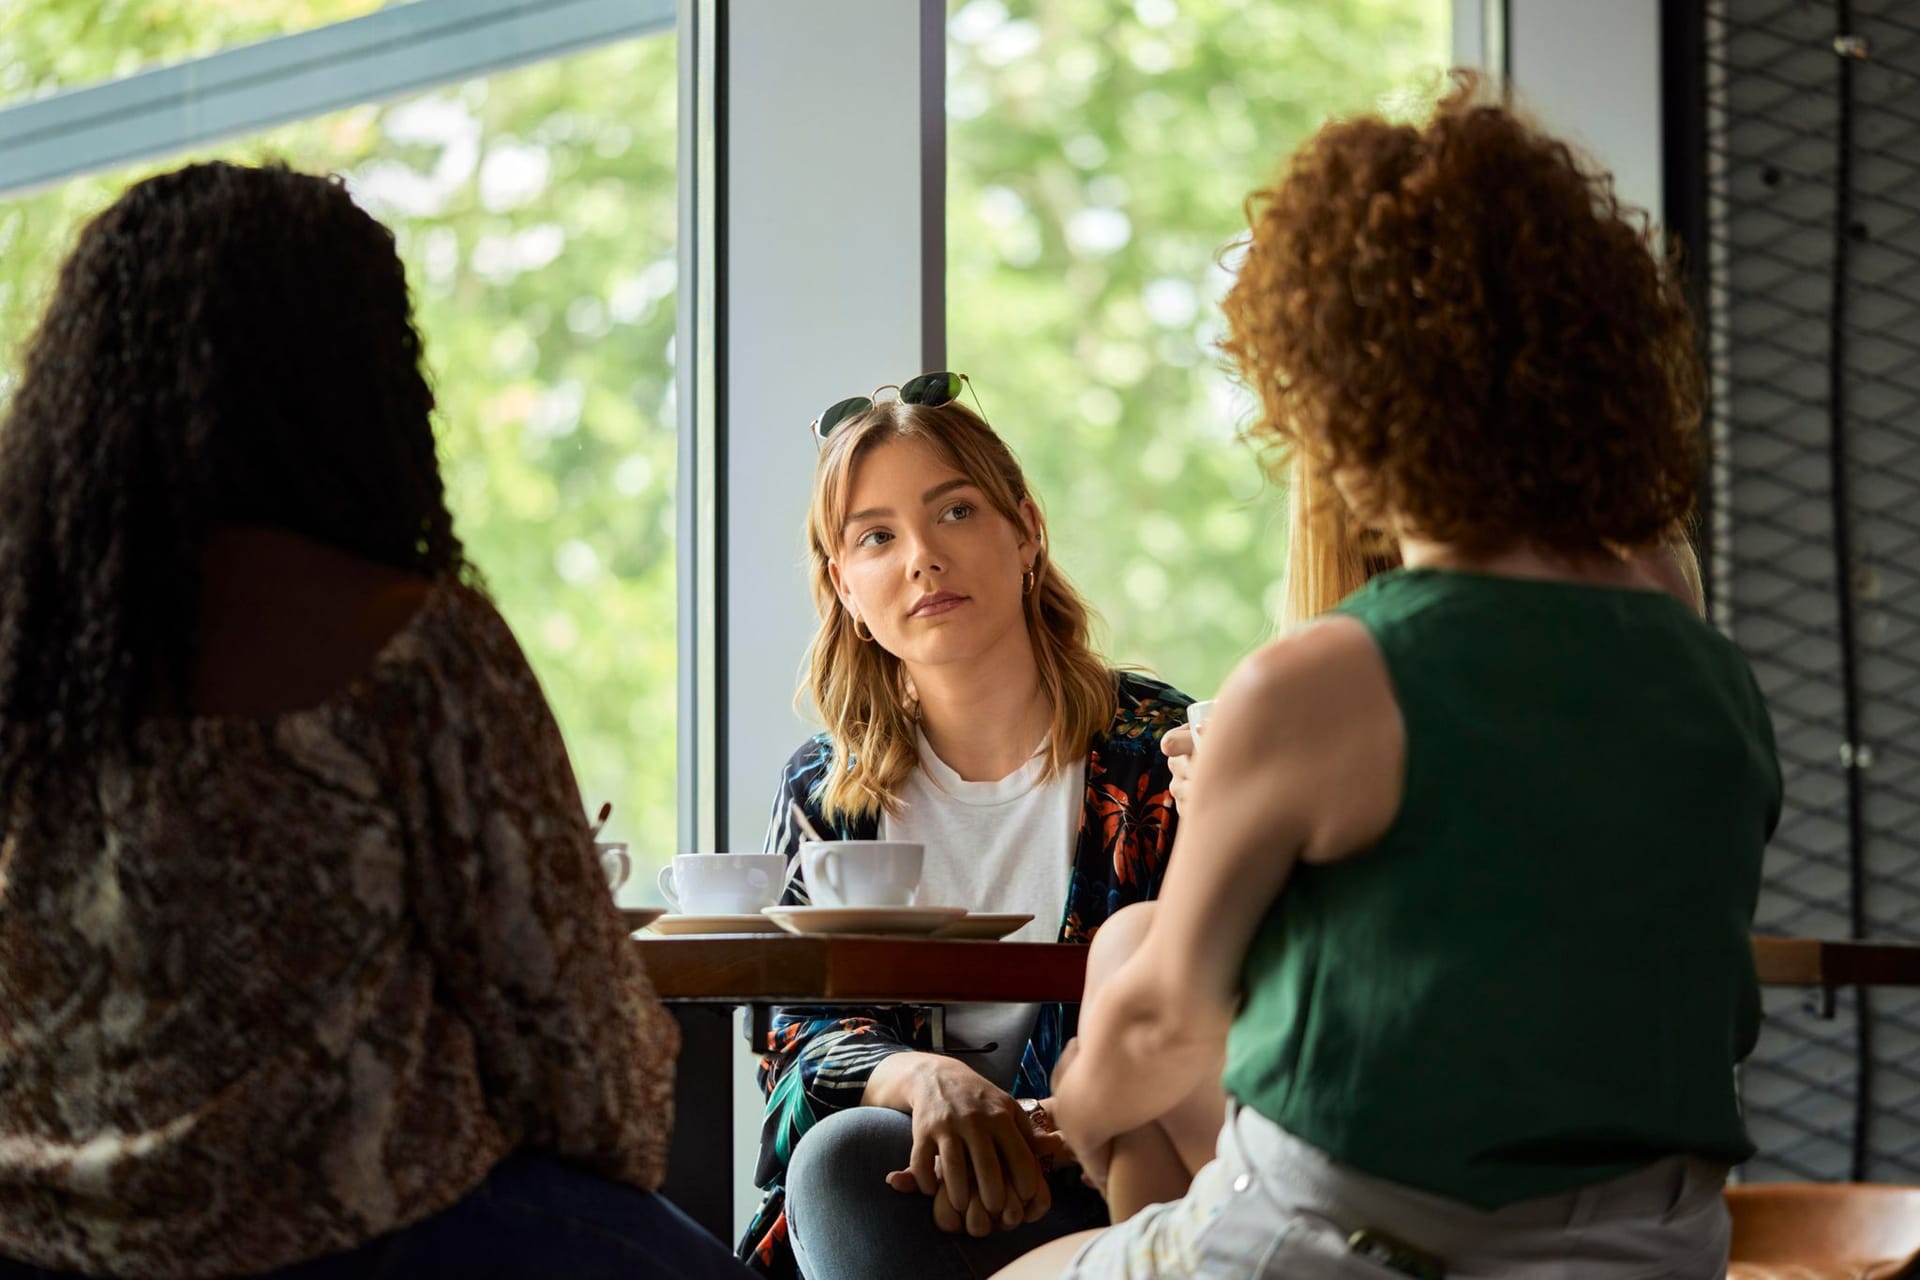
[933,912,1035,941]
[762,905,968,937]
[619,906,667,933]
[648,912,788,935]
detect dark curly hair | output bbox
[1221,73,1704,558]
[0,161,469,813]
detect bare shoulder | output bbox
[360,573,438,638]
[194,529,442,715]
[1212,615,1403,863]
[1228,615,1392,724]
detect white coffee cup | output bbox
[596,842,631,892]
[657,853,786,915]
[1186,699,1217,734]
[800,840,924,908]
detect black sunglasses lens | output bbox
[900,372,961,407]
[817,396,873,439]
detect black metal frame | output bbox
[1682,0,1920,1184]
[920,0,947,372]
[1662,0,1717,606]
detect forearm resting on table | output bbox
[1056,960,1228,1153]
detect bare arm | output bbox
[1051,618,1404,1156]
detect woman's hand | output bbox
[1162,725,1197,810]
[873,1053,1051,1235]
[901,1096,1069,1233]
[1077,1139,1114,1197]
[1048,1041,1110,1196]
[1024,1097,1076,1169]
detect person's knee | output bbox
[788,1106,913,1206]
[786,1108,931,1274]
[1087,901,1156,994]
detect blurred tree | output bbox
[0,3,681,882]
[2,0,1449,889]
[947,0,1449,697]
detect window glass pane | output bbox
[0,33,680,889]
[0,1,401,107]
[948,0,1449,698]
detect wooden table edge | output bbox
[1750,935,1920,988]
[634,934,1091,1003]
[1750,935,1822,986]
[635,935,1920,1003]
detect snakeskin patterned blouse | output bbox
[0,581,677,1278]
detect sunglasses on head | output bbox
[810,371,974,444]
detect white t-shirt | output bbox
[879,729,1084,1090]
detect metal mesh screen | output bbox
[1705,0,1920,1180]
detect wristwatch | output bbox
[1017,1098,1058,1173]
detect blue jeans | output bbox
[785,1107,1111,1280]
[0,1151,754,1279]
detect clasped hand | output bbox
[883,1056,1074,1236]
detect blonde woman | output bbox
[736,379,1191,1280]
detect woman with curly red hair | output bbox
[996,75,1779,1279]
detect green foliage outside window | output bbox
[948,0,1448,698]
[2,0,1450,891]
[0,4,680,877]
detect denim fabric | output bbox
[785,1107,1109,1280]
[0,1152,754,1280]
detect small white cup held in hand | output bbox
[1186,699,1216,735]
[799,840,925,908]
[657,853,786,915]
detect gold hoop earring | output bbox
[853,615,874,642]
[1022,564,1037,596]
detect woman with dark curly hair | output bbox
[0,162,750,1279]
[996,75,1780,1279]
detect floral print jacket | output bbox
[737,670,1190,1275]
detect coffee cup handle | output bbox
[603,848,631,891]
[815,850,843,900]
[657,865,681,910]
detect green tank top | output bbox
[1222,568,1781,1209]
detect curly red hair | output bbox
[1222,73,1704,558]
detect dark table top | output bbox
[632,932,1920,1003]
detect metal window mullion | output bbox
[0,0,673,198]
[677,0,725,858]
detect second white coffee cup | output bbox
[657,853,786,914]
[800,840,925,908]
[1186,698,1217,733]
[596,842,631,893]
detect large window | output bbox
[0,0,393,95]
[948,0,1450,698]
[0,5,680,891]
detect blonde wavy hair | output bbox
[1277,448,1705,624]
[803,399,1115,823]
[1278,452,1402,625]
